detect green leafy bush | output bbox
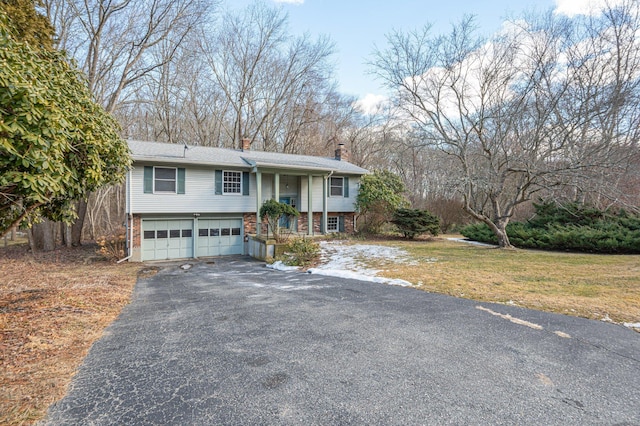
[259,199,299,242]
[355,170,409,234]
[279,237,320,267]
[391,208,440,239]
[460,202,640,253]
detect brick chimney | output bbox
[334,142,349,162]
[241,137,251,151]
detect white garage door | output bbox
[197,218,244,257]
[142,219,194,261]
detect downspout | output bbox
[323,171,334,234]
[117,168,133,263]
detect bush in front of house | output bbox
[355,170,409,234]
[259,199,299,242]
[392,208,440,239]
[279,237,321,267]
[460,201,640,253]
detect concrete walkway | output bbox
[43,257,640,425]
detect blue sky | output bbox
[228,0,616,102]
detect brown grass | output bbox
[370,236,640,324]
[0,244,140,425]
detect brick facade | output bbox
[297,212,355,234]
[129,214,142,249]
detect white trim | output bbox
[329,176,344,197]
[327,216,339,232]
[154,166,177,194]
[222,170,242,195]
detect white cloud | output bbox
[354,93,387,115]
[273,0,304,4]
[554,0,625,17]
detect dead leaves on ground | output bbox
[0,244,139,425]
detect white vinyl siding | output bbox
[132,165,255,214]
[300,176,359,212]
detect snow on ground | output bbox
[624,322,640,331]
[305,241,418,287]
[266,261,300,272]
[446,237,497,247]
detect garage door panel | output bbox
[196,219,243,257]
[142,219,193,261]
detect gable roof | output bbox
[128,140,368,175]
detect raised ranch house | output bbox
[126,139,368,261]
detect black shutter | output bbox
[242,172,249,196]
[143,166,153,193]
[215,170,222,195]
[343,177,349,197]
[338,215,345,232]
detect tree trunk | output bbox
[31,220,56,251]
[487,219,513,249]
[60,223,72,248]
[71,199,88,246]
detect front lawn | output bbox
[369,236,640,325]
[0,244,140,425]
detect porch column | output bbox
[307,174,313,235]
[322,175,328,234]
[274,173,280,201]
[256,171,262,236]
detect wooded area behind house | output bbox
[2,0,639,249]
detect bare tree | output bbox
[41,0,214,245]
[371,2,640,248]
[202,3,335,150]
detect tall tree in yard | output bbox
[371,2,640,248]
[0,11,130,245]
[41,0,212,245]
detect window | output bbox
[154,167,176,193]
[182,229,192,238]
[223,171,242,194]
[330,177,343,197]
[327,216,338,232]
[170,229,181,238]
[143,231,155,239]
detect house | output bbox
[125,139,368,261]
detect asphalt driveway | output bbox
[44,256,640,425]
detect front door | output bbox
[279,197,297,230]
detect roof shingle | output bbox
[128,140,368,175]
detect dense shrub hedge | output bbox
[391,208,440,239]
[461,202,640,253]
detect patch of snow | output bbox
[306,241,416,287]
[306,267,413,287]
[266,261,299,271]
[447,238,497,247]
[180,263,192,270]
[623,322,640,330]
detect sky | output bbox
[229,0,624,107]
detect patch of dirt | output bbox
[0,243,140,425]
